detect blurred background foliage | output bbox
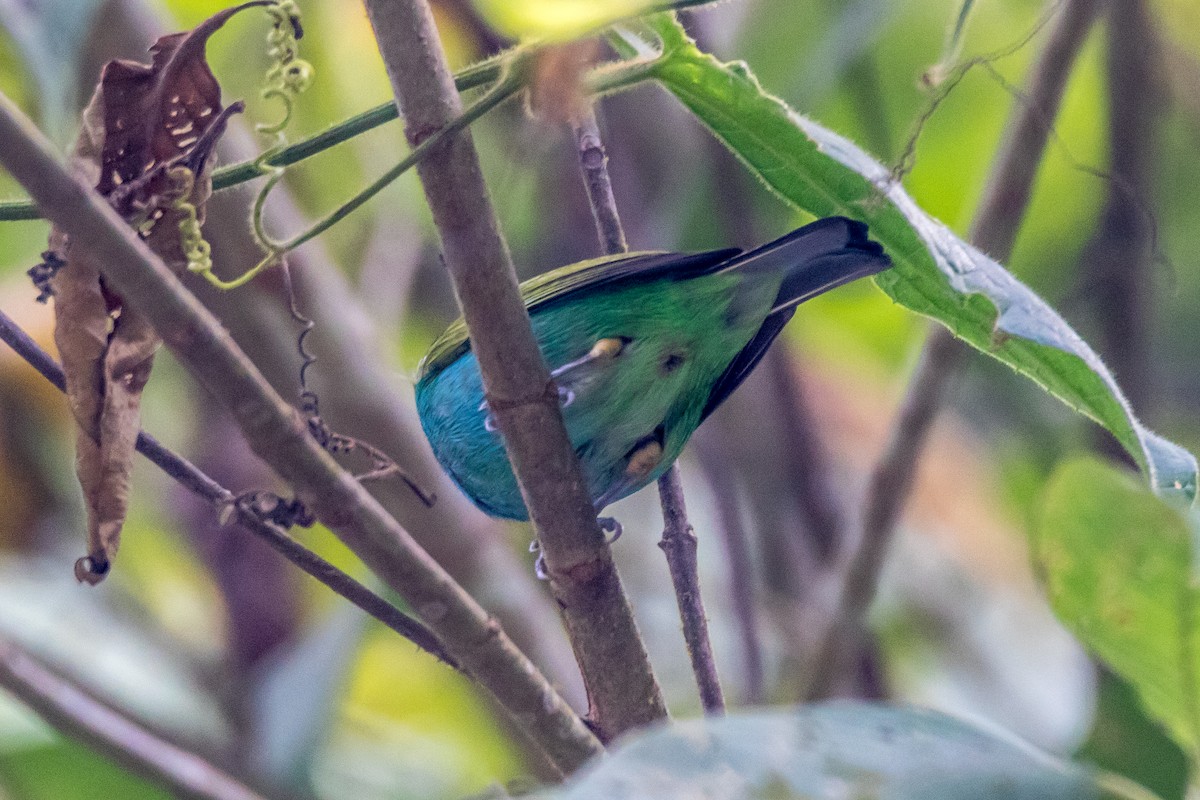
[0,0,1197,797]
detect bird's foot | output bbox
[479,385,577,434]
[527,518,620,580]
[597,516,623,545]
[528,539,548,581]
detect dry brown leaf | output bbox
[49,4,263,583]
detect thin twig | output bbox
[573,108,628,254]
[806,0,1106,699]
[0,635,273,800]
[0,308,460,670]
[656,467,726,712]
[572,105,725,713]
[0,89,600,775]
[361,0,665,742]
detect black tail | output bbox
[718,216,891,312]
[700,217,891,420]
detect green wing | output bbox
[416,247,741,381]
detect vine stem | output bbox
[0,634,275,800]
[806,0,1106,698]
[0,45,664,225]
[362,0,666,743]
[571,106,725,713]
[0,59,505,222]
[0,87,601,776]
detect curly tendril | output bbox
[167,166,215,277]
[259,0,313,136]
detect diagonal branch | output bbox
[361,0,666,742]
[0,308,460,670]
[0,634,275,800]
[807,0,1106,698]
[0,89,601,776]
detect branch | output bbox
[361,0,665,741]
[0,90,600,776]
[1078,0,1159,444]
[572,105,725,713]
[807,0,1106,698]
[573,108,628,254]
[0,635,273,800]
[0,308,459,670]
[656,467,726,712]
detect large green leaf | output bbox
[623,16,1196,505]
[1037,458,1200,762]
[534,703,1156,799]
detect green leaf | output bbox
[534,703,1157,799]
[0,739,170,800]
[628,16,1197,505]
[1037,458,1200,763]
[1076,671,1189,800]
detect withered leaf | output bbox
[50,3,265,583]
[525,39,601,126]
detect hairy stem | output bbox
[361,0,665,742]
[0,89,601,775]
[807,0,1106,698]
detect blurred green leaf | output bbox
[473,0,716,41]
[533,703,1156,800]
[1076,671,1189,800]
[0,739,170,800]
[474,0,658,40]
[1037,458,1200,763]
[625,15,1197,505]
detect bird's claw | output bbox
[528,539,548,581]
[597,516,623,545]
[480,386,575,434]
[527,519,619,580]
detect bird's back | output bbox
[415,217,891,520]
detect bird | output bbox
[415,216,891,522]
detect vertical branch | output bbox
[696,439,765,704]
[360,0,665,741]
[807,0,1106,698]
[764,348,848,565]
[0,636,275,800]
[1078,0,1159,445]
[573,105,725,713]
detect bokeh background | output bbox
[0,0,1198,797]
